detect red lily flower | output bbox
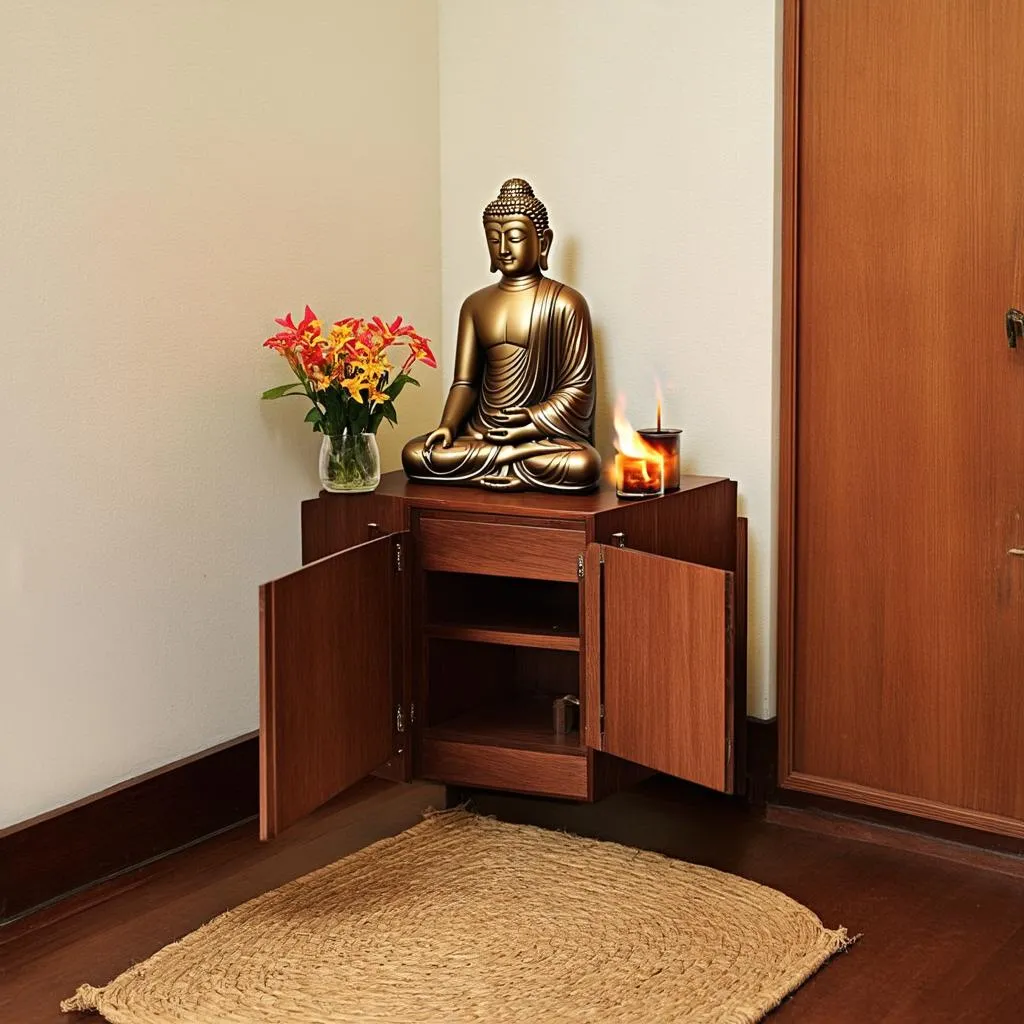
[408,334,437,368]
[265,306,321,352]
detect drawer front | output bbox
[418,517,583,582]
[419,738,590,800]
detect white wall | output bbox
[439,0,778,716]
[0,0,441,828]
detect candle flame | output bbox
[655,381,663,432]
[613,396,664,485]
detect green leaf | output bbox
[386,373,419,400]
[382,404,398,424]
[261,383,305,400]
[352,402,370,435]
[304,407,323,424]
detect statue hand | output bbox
[485,424,538,446]
[424,426,454,450]
[492,406,531,428]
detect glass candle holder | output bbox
[637,428,681,491]
[615,452,664,498]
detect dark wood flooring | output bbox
[3,776,1024,1022]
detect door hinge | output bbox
[1007,308,1024,349]
[577,554,585,579]
[726,736,733,764]
[725,574,735,649]
[394,541,404,573]
[395,704,405,733]
[410,702,416,725]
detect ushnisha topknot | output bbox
[482,178,550,238]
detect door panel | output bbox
[791,0,1024,826]
[594,544,734,792]
[260,534,405,838]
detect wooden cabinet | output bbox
[260,471,741,839]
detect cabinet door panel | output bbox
[260,534,405,838]
[595,544,734,792]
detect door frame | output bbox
[776,0,801,797]
[776,0,1024,840]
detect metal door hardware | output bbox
[553,694,580,736]
[1006,308,1024,348]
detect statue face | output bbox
[484,216,548,276]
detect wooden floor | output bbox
[3,776,1024,1022]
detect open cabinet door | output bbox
[260,533,407,838]
[586,544,734,792]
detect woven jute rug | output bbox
[62,809,848,1023]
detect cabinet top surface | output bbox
[319,470,729,520]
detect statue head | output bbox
[482,178,553,276]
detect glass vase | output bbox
[318,432,381,494]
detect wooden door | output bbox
[260,534,407,839]
[781,0,1024,835]
[584,544,735,792]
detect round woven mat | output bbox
[62,809,847,1023]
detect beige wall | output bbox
[438,0,779,717]
[0,1,441,828]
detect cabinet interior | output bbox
[424,571,579,642]
[422,571,582,755]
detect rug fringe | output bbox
[60,983,103,1014]
[422,803,472,820]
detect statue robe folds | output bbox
[403,279,602,492]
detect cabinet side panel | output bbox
[734,517,749,794]
[592,480,737,571]
[655,480,737,569]
[301,493,405,564]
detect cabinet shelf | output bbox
[423,571,579,650]
[424,621,580,651]
[425,696,583,756]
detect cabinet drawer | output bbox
[417,517,583,582]
[419,738,589,800]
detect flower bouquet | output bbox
[262,306,435,492]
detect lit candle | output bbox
[637,428,681,491]
[615,451,664,498]
[613,393,665,498]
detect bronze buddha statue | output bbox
[402,178,601,492]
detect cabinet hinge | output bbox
[726,736,733,764]
[410,702,416,725]
[577,554,585,579]
[395,704,405,733]
[395,541,404,573]
[725,573,735,649]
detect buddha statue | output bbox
[402,178,601,492]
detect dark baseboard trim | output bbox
[0,732,258,926]
[770,786,1024,864]
[744,716,777,806]
[767,800,1024,879]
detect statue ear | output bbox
[539,228,553,271]
[490,259,498,273]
